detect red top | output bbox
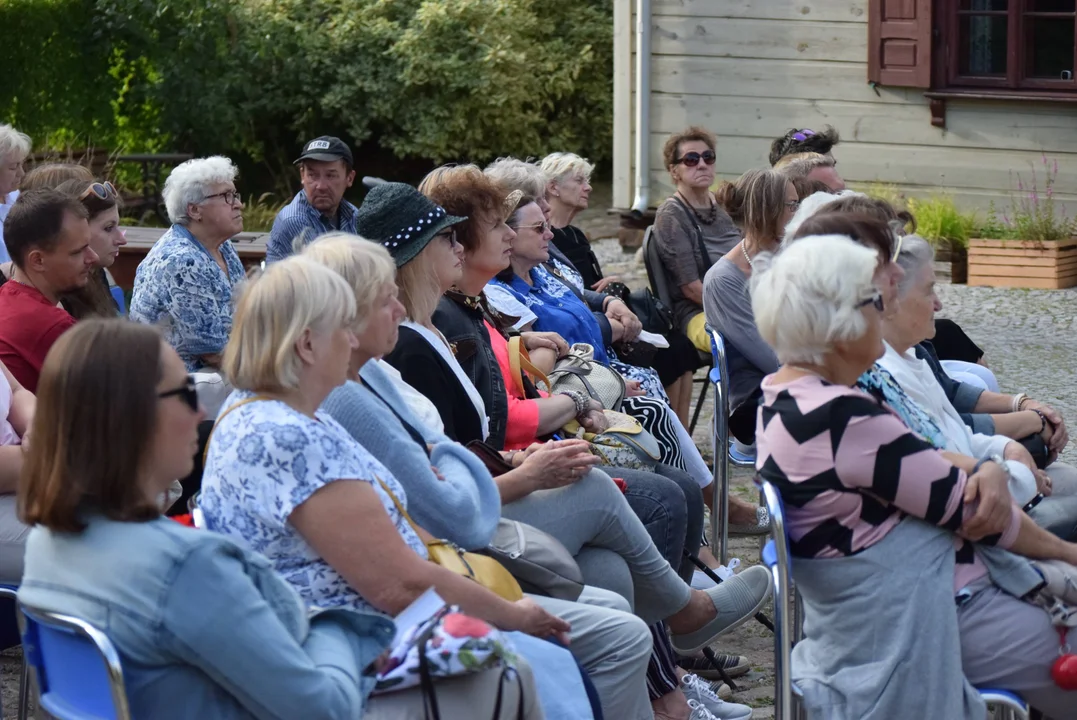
[0,281,77,392]
[484,320,542,450]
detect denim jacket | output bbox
[19,515,394,719]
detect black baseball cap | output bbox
[294,136,353,166]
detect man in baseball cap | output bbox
[266,135,359,263]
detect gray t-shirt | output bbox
[703,257,779,410]
[653,196,742,329]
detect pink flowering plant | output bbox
[979,155,1077,243]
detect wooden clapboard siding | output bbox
[614,0,1077,213]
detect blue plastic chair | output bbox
[759,478,1032,720]
[109,286,126,315]
[19,603,131,720]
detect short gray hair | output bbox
[894,234,935,298]
[774,152,836,180]
[539,152,594,187]
[485,157,547,199]
[751,234,880,365]
[0,124,32,164]
[162,156,239,225]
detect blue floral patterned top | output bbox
[857,363,947,449]
[199,391,428,616]
[129,224,245,371]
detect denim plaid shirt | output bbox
[266,191,359,263]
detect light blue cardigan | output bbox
[321,361,503,550]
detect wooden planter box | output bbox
[967,238,1077,289]
[934,246,968,284]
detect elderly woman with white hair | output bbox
[130,156,245,371]
[754,233,1077,719]
[877,233,1077,541]
[538,152,607,291]
[0,124,31,265]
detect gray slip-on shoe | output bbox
[670,565,772,654]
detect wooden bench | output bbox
[111,226,268,291]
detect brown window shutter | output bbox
[867,0,933,88]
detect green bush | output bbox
[907,195,976,251]
[1,0,614,189]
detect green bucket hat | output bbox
[355,182,467,267]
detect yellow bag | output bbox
[376,478,524,602]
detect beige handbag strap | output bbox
[202,395,273,464]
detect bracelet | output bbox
[1033,409,1048,434]
[559,390,590,419]
[1012,392,1028,413]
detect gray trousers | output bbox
[1028,461,1077,542]
[501,468,693,624]
[959,577,1077,719]
[0,495,29,584]
[363,660,544,719]
[533,587,654,720]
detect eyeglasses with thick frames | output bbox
[512,221,551,233]
[433,227,458,245]
[856,292,885,313]
[203,190,242,206]
[673,150,716,168]
[80,182,118,201]
[158,376,200,413]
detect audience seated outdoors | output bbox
[266,136,358,263]
[17,318,545,719]
[753,232,1077,719]
[0,125,31,265]
[652,127,741,355]
[0,359,32,585]
[0,190,95,391]
[129,156,246,372]
[484,156,701,426]
[55,178,127,318]
[702,169,799,457]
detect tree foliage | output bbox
[1,0,613,182]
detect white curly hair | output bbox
[162,155,239,225]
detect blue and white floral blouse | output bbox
[129,224,245,371]
[200,391,428,616]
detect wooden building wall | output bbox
[612,0,1077,213]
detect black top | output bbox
[932,318,984,363]
[383,325,486,447]
[550,225,603,290]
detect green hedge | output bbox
[0,0,613,184]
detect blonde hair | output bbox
[539,152,594,188]
[0,124,32,164]
[224,257,356,392]
[396,244,444,323]
[485,157,547,199]
[774,152,836,179]
[301,233,397,332]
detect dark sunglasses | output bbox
[674,150,716,168]
[158,376,200,413]
[791,129,817,142]
[433,227,458,244]
[856,292,885,313]
[80,181,118,201]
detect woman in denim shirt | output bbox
[17,318,537,719]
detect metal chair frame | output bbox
[760,479,1031,720]
[639,225,711,435]
[0,585,28,720]
[19,602,132,720]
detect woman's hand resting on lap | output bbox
[962,461,1014,541]
[519,440,600,490]
[507,597,571,645]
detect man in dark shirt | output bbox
[266,136,359,262]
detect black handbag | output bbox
[600,281,675,336]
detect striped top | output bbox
[756,374,1020,593]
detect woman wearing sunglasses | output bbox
[653,127,742,356]
[55,179,128,318]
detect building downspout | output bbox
[631,0,651,214]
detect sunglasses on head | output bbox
[674,150,716,168]
[158,376,199,413]
[856,291,885,313]
[791,129,816,143]
[80,181,118,201]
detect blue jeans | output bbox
[621,465,704,583]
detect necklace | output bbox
[676,191,718,224]
[740,242,753,268]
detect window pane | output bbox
[960,0,1008,9]
[959,15,1009,75]
[1024,0,1075,11]
[1025,18,1076,78]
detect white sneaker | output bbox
[682,674,753,719]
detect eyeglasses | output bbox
[158,376,200,413]
[791,129,817,142]
[79,182,117,201]
[674,150,716,168]
[433,227,458,244]
[512,221,551,233]
[203,190,242,206]
[856,292,885,313]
